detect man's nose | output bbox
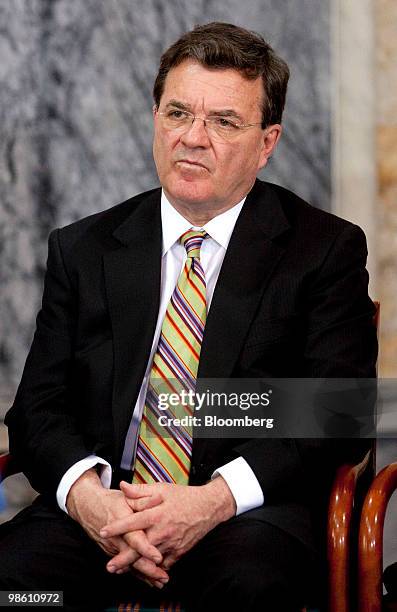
[180,117,211,147]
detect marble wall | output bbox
[374,0,397,577]
[330,0,377,293]
[376,0,397,377]
[0,0,331,394]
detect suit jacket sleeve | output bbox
[5,229,92,494]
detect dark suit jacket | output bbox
[6,179,378,552]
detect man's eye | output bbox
[168,110,187,120]
[212,117,238,129]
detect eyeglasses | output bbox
[157,108,263,142]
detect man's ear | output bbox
[258,124,283,170]
[152,105,158,118]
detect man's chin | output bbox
[165,181,215,208]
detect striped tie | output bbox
[132,229,207,484]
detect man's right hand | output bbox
[66,468,169,588]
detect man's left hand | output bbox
[100,477,236,572]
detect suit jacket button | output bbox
[191,466,196,476]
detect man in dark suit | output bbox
[0,22,377,612]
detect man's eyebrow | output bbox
[165,100,192,111]
[206,109,243,121]
[165,100,243,121]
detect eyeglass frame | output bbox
[155,106,264,138]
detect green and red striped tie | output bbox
[133,229,207,484]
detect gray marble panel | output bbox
[0,0,330,390]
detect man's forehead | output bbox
[161,60,263,110]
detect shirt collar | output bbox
[161,190,246,255]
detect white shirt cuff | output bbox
[56,455,112,513]
[212,456,264,516]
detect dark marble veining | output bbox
[0,0,330,391]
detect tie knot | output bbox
[180,229,207,259]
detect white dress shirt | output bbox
[57,191,264,515]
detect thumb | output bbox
[120,481,152,498]
[125,493,163,512]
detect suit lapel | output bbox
[103,189,162,464]
[198,180,290,380]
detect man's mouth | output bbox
[176,159,209,171]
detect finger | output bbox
[123,530,162,564]
[142,578,166,590]
[100,509,154,537]
[146,526,167,549]
[133,556,169,582]
[129,568,155,587]
[125,493,163,512]
[134,574,163,590]
[161,553,177,571]
[106,547,139,573]
[120,481,158,498]
[97,535,123,557]
[153,581,167,589]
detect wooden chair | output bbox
[358,462,397,612]
[330,299,380,612]
[328,449,375,612]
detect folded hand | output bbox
[100,478,236,573]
